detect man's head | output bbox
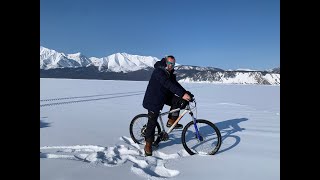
[165,55,175,72]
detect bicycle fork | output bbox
[190,112,203,141]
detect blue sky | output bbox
[40,0,279,70]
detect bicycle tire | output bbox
[129,114,161,144]
[181,119,222,155]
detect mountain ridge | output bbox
[40,46,280,85]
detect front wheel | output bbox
[181,119,222,155]
[129,114,161,144]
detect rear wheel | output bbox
[181,119,222,155]
[129,114,161,144]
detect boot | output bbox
[166,118,183,129]
[144,141,152,156]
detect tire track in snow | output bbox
[40,136,190,179]
[40,91,145,102]
[40,93,144,107]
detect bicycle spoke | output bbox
[182,120,221,155]
[130,114,161,144]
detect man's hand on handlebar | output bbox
[182,91,194,102]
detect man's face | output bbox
[166,57,175,72]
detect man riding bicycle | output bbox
[142,55,192,156]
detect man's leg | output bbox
[167,95,183,129]
[144,110,159,156]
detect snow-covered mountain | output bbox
[67,52,92,67]
[40,46,82,69]
[271,67,280,74]
[175,66,280,85]
[40,46,159,72]
[40,46,280,85]
[177,70,280,85]
[175,65,224,71]
[88,53,159,72]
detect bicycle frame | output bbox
[158,107,188,134]
[157,101,199,137]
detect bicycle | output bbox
[129,97,222,155]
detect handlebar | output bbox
[188,97,197,111]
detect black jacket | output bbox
[142,58,186,112]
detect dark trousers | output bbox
[145,95,181,143]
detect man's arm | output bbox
[154,68,186,97]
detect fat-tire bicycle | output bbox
[129,97,222,155]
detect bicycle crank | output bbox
[159,131,169,141]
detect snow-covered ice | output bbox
[40,78,279,180]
